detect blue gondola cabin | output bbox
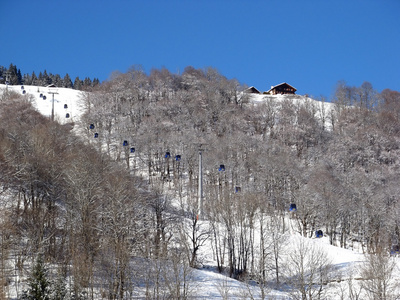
[390,245,399,256]
[219,164,225,171]
[315,230,323,238]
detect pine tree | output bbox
[63,73,73,88]
[0,66,5,83]
[83,77,92,87]
[17,69,22,84]
[53,74,62,87]
[31,71,38,85]
[73,76,82,90]
[92,78,100,86]
[38,71,44,86]
[22,255,51,300]
[8,63,19,85]
[23,73,31,85]
[42,70,51,86]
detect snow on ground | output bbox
[246,93,336,131]
[2,84,400,299]
[247,93,336,113]
[0,83,85,124]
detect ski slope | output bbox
[0,83,85,124]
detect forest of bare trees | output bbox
[0,66,400,299]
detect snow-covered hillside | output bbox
[247,92,336,131]
[248,92,332,107]
[1,84,400,299]
[0,84,84,124]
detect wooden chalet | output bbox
[244,86,261,94]
[264,82,296,95]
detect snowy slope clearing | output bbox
[0,83,85,124]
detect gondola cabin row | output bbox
[122,140,136,153]
[165,152,182,161]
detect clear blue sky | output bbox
[1,0,399,98]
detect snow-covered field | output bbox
[0,83,85,124]
[247,92,336,131]
[1,84,400,299]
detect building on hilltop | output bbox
[264,82,296,95]
[244,86,261,94]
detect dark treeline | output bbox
[0,63,100,90]
[1,65,400,299]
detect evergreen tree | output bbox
[22,255,51,300]
[8,63,19,85]
[63,73,73,88]
[83,77,92,87]
[31,71,39,85]
[38,71,44,85]
[0,66,5,83]
[53,74,63,87]
[42,70,51,86]
[17,69,22,84]
[23,73,31,85]
[92,78,100,86]
[73,76,82,90]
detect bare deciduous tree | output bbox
[359,252,398,300]
[284,238,332,300]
